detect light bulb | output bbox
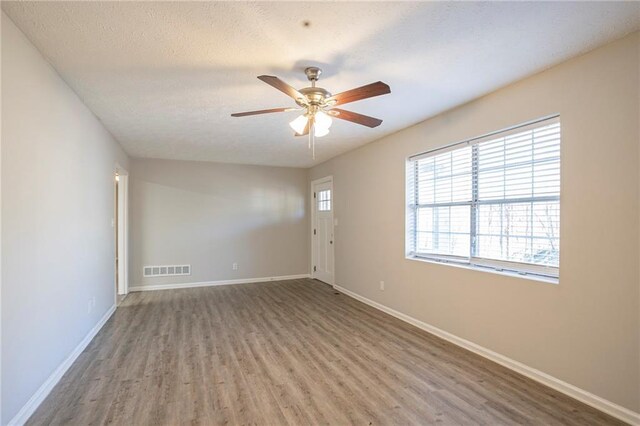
[315,111,332,129]
[314,125,330,137]
[289,115,308,134]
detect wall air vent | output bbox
[143,264,191,277]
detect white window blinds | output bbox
[407,116,560,278]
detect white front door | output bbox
[312,178,334,285]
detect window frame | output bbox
[317,189,332,212]
[406,115,560,281]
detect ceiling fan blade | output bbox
[327,81,390,106]
[231,107,296,117]
[330,108,383,128]
[258,75,307,104]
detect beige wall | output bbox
[310,32,640,412]
[1,12,130,424]
[130,158,309,287]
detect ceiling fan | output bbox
[231,67,391,157]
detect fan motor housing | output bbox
[298,87,332,106]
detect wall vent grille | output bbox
[143,264,191,277]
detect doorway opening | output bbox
[114,167,129,304]
[311,176,335,285]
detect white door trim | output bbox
[115,165,129,297]
[310,176,334,284]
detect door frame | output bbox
[115,164,129,298]
[310,175,334,285]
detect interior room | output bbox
[1,1,639,425]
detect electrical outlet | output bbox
[232,262,238,271]
[380,281,385,291]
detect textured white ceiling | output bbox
[3,2,639,168]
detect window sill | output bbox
[406,255,559,285]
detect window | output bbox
[406,116,560,280]
[317,189,331,211]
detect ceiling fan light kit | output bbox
[231,66,391,159]
[289,114,309,135]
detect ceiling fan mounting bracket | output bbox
[304,66,322,82]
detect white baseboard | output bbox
[8,304,117,426]
[129,274,311,292]
[333,284,640,425]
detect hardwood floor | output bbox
[28,278,623,425]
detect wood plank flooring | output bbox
[28,278,623,425]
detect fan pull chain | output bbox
[310,121,316,160]
[307,117,315,159]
